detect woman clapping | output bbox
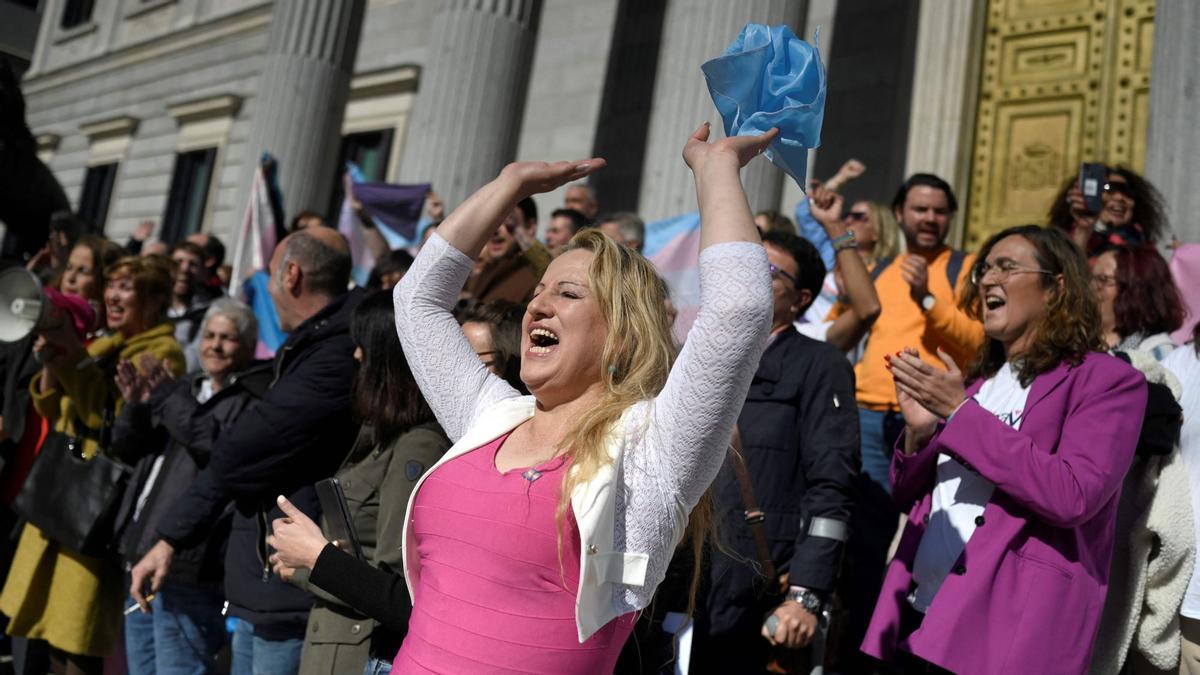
[861,225,1148,674]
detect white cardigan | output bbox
[392,233,772,641]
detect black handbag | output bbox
[14,394,132,558]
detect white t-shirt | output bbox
[910,362,1031,612]
[795,319,831,342]
[802,270,838,326]
[1164,345,1200,618]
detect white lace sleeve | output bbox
[392,233,520,441]
[639,241,773,508]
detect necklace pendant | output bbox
[522,468,542,482]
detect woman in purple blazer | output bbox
[864,225,1148,674]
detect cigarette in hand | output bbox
[124,594,155,615]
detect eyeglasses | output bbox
[1102,181,1135,199]
[970,259,1055,285]
[1090,273,1119,289]
[768,264,799,287]
[843,211,869,223]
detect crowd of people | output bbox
[0,120,1198,675]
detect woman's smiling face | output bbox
[520,249,608,405]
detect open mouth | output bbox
[528,327,560,354]
[984,294,1005,311]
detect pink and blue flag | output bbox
[645,212,702,342]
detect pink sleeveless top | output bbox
[393,434,636,673]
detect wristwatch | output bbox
[785,586,823,614]
[920,294,936,312]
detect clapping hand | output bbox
[114,359,149,404]
[138,353,175,392]
[886,347,966,444]
[115,354,175,404]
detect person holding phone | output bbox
[289,290,450,675]
[1049,165,1167,254]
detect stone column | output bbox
[238,0,367,220]
[637,0,807,222]
[1145,1,1200,243]
[901,0,985,245]
[397,0,542,209]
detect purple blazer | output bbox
[861,352,1147,674]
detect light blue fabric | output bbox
[702,23,827,186]
[642,212,701,258]
[243,271,288,354]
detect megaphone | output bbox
[0,267,45,342]
[0,267,98,343]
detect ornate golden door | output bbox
[964,0,1155,248]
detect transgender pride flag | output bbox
[644,212,702,343]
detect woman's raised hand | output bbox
[683,123,779,172]
[498,158,607,200]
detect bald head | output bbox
[278,229,351,297]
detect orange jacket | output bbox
[835,247,984,411]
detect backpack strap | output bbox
[946,249,967,292]
[870,256,894,282]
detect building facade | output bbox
[13,0,1195,252]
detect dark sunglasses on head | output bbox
[1102,181,1134,198]
[843,211,869,223]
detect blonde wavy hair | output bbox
[555,229,715,614]
[858,200,902,263]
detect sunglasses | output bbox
[1102,182,1134,199]
[843,211,869,223]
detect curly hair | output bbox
[960,225,1105,386]
[1046,166,1167,244]
[1097,244,1185,339]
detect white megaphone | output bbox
[0,267,45,342]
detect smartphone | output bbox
[314,478,366,561]
[1079,162,1107,214]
